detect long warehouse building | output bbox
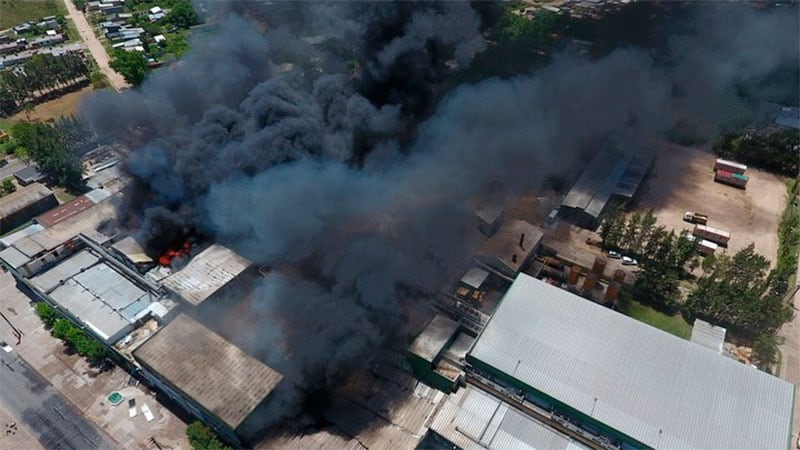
[466,274,794,450]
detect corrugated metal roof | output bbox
[690,319,726,354]
[36,196,95,227]
[31,250,100,292]
[133,314,282,430]
[429,387,583,450]
[50,278,133,342]
[409,314,460,363]
[469,274,794,450]
[162,244,251,305]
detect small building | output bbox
[162,244,252,306]
[149,6,163,14]
[408,314,462,392]
[153,34,166,43]
[475,204,503,237]
[0,183,58,234]
[690,319,727,354]
[0,223,44,249]
[110,236,155,272]
[13,165,46,186]
[35,196,95,228]
[474,219,543,279]
[560,150,654,230]
[133,314,283,447]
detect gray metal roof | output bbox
[469,274,794,450]
[429,386,586,450]
[775,106,800,130]
[162,244,251,305]
[133,314,282,429]
[690,319,726,354]
[460,267,489,289]
[0,223,44,248]
[0,245,29,269]
[31,250,100,293]
[50,278,134,343]
[561,151,654,219]
[409,314,460,363]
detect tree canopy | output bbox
[110,50,151,86]
[684,244,794,339]
[186,421,231,450]
[166,1,200,29]
[9,121,83,189]
[714,129,800,177]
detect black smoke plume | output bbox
[79,0,798,433]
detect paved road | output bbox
[0,349,118,449]
[61,0,130,91]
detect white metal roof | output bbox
[690,319,726,354]
[469,274,794,450]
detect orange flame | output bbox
[158,241,191,267]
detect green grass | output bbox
[617,293,693,339]
[0,0,61,29]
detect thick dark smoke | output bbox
[79,0,798,432]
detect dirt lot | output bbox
[10,86,93,123]
[632,142,788,264]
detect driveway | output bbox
[61,0,130,91]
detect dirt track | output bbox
[633,143,787,265]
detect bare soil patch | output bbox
[10,86,93,122]
[633,142,787,264]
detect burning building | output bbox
[161,243,252,306]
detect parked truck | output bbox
[714,170,748,189]
[683,212,708,225]
[684,234,718,255]
[714,158,747,174]
[693,224,731,245]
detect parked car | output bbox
[607,250,622,259]
[622,256,638,266]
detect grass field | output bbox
[617,292,693,339]
[0,0,62,30]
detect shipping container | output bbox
[714,170,748,189]
[693,224,731,245]
[714,158,747,174]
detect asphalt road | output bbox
[0,350,118,450]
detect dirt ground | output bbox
[10,86,93,122]
[632,142,788,265]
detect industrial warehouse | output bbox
[459,274,794,450]
[0,228,280,448]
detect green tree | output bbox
[620,211,642,253]
[166,1,200,29]
[110,50,150,86]
[752,333,782,369]
[52,319,75,340]
[9,121,82,189]
[685,244,793,338]
[35,302,59,328]
[186,421,231,450]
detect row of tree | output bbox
[8,120,84,189]
[601,207,697,311]
[0,52,90,116]
[35,303,108,364]
[714,129,800,177]
[599,206,796,367]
